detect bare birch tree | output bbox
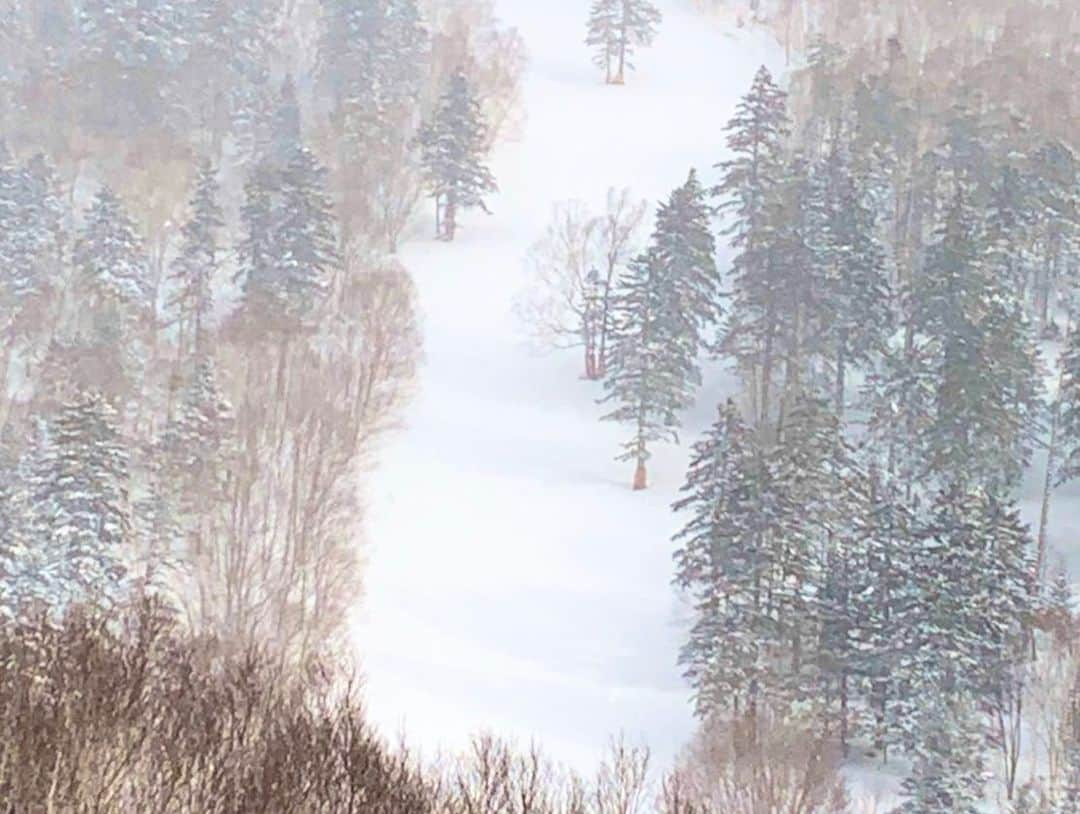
[516,189,646,379]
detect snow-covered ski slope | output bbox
[352,0,781,773]
[352,0,1080,785]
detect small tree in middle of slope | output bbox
[418,69,497,241]
[600,173,718,490]
[586,0,662,85]
[601,247,699,490]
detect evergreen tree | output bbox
[270,75,303,167]
[652,169,723,352]
[899,694,987,814]
[25,391,131,611]
[585,0,662,85]
[601,248,699,490]
[320,0,425,138]
[0,152,64,329]
[70,187,153,401]
[1058,324,1080,486]
[167,160,223,362]
[715,67,791,427]
[319,0,427,243]
[239,148,338,332]
[847,461,916,757]
[811,138,893,416]
[160,358,235,510]
[768,393,849,706]
[418,69,497,241]
[896,486,1034,717]
[673,399,776,716]
[910,180,1041,489]
[74,186,153,314]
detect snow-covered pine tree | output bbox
[0,151,64,326]
[186,0,278,159]
[911,175,1041,490]
[1058,324,1080,486]
[1028,141,1079,337]
[160,358,234,510]
[276,147,338,322]
[899,693,988,814]
[586,0,662,85]
[652,168,723,354]
[715,66,790,428]
[418,69,497,241]
[847,461,917,759]
[0,422,46,617]
[319,0,427,245]
[143,357,234,603]
[25,391,131,611]
[70,186,153,402]
[811,137,893,417]
[894,484,1035,740]
[673,399,777,717]
[601,248,699,490]
[768,392,849,707]
[238,147,337,333]
[167,160,223,364]
[270,75,303,167]
[0,152,65,410]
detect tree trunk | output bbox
[444,192,457,241]
[632,459,647,490]
[1036,359,1066,585]
[835,341,846,420]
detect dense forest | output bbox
[1,0,1079,811]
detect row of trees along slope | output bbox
[519,1,1080,809]
[0,0,522,663]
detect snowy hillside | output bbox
[352,0,781,774]
[352,0,1080,793]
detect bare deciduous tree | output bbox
[665,714,850,814]
[188,251,419,664]
[516,189,646,379]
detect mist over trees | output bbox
[522,0,1080,808]
[1,0,1078,811]
[0,0,523,663]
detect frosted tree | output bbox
[586,0,662,85]
[767,393,850,707]
[152,358,234,613]
[160,359,234,513]
[167,160,223,365]
[910,181,1042,490]
[715,66,790,427]
[239,148,338,334]
[0,152,65,418]
[652,169,723,354]
[846,461,917,758]
[893,485,1035,755]
[1058,324,1080,486]
[73,187,153,319]
[899,694,988,814]
[516,190,646,379]
[319,0,428,248]
[811,140,893,417]
[70,187,153,402]
[418,69,497,241]
[25,391,131,611]
[601,248,698,490]
[673,399,776,718]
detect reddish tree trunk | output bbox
[632,460,647,491]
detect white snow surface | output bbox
[352,0,782,774]
[350,0,1080,792]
